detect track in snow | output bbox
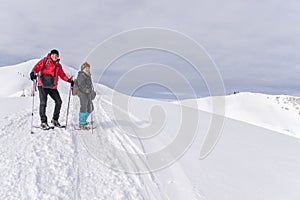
[0,94,164,200]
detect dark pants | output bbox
[38,86,62,123]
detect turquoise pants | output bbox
[79,112,90,125]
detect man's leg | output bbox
[38,87,49,123]
[48,89,62,121]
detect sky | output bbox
[0,0,299,99]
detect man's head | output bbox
[50,49,59,56]
[50,49,59,61]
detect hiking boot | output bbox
[51,119,61,127]
[41,122,50,130]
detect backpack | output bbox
[72,78,79,95]
[42,57,49,70]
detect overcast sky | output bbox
[0,0,299,99]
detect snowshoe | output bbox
[74,124,96,131]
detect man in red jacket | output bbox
[30,49,74,129]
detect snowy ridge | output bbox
[5,58,300,139]
[1,59,300,199]
[182,92,300,138]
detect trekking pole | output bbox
[30,79,37,134]
[90,101,94,134]
[65,82,73,129]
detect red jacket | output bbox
[32,54,69,89]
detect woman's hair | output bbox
[81,62,90,70]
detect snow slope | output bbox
[0,60,198,199]
[181,92,300,138]
[0,60,300,199]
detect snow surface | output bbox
[0,60,300,199]
[181,92,300,138]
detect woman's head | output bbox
[81,62,90,71]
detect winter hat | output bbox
[50,49,59,56]
[81,62,90,70]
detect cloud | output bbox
[0,0,299,97]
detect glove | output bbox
[87,90,96,100]
[68,78,74,87]
[90,90,96,100]
[30,72,37,81]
